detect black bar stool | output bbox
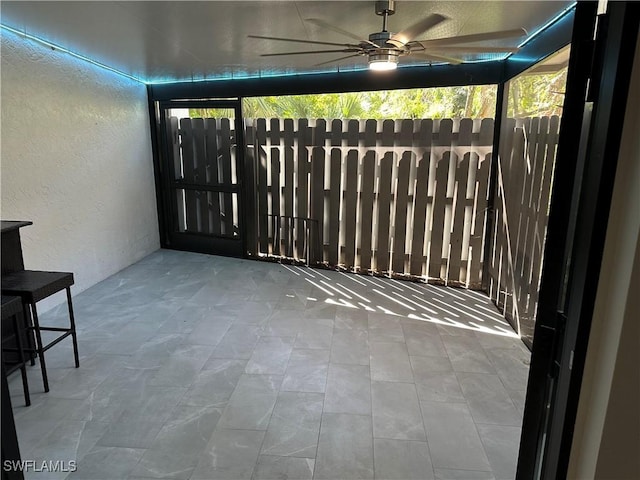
[1,295,30,406]
[2,271,80,392]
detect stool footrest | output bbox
[41,331,73,353]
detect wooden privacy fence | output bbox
[487,116,561,345]
[245,118,495,289]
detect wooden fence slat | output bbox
[376,152,394,272]
[359,151,376,272]
[343,150,358,268]
[347,120,360,147]
[429,152,450,281]
[205,118,222,235]
[219,118,234,236]
[311,146,325,263]
[330,119,342,146]
[517,117,541,322]
[296,119,311,259]
[179,118,199,233]
[270,147,281,255]
[282,119,295,255]
[448,154,470,285]
[167,118,185,231]
[470,153,490,287]
[328,148,342,265]
[192,118,209,234]
[528,115,560,323]
[392,152,412,273]
[256,118,269,253]
[410,152,430,276]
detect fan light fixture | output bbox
[369,51,398,70]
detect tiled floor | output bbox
[8,249,531,480]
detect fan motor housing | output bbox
[375,0,396,16]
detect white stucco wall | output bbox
[0,31,159,311]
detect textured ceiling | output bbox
[0,1,573,83]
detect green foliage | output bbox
[186,68,566,121]
[507,68,568,118]
[239,86,498,120]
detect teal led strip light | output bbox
[0,24,145,84]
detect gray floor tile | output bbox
[370,342,414,383]
[190,429,265,480]
[252,455,314,480]
[410,355,453,376]
[477,424,521,480]
[9,251,528,480]
[420,401,491,472]
[315,413,374,480]
[373,438,434,480]
[245,336,295,375]
[485,348,531,392]
[331,330,370,365]
[281,349,329,393]
[456,373,521,426]
[131,405,222,479]
[185,316,233,346]
[294,318,334,349]
[260,392,323,458]
[181,359,247,407]
[324,364,372,415]
[368,314,405,343]
[96,418,164,449]
[217,374,282,430]
[372,382,426,441]
[208,324,263,360]
[67,446,146,479]
[24,420,109,471]
[415,372,465,403]
[149,344,215,387]
[441,335,496,374]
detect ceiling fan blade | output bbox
[388,13,448,47]
[429,45,521,53]
[306,18,379,47]
[248,34,356,48]
[313,54,363,67]
[260,49,360,57]
[417,28,527,47]
[410,51,463,65]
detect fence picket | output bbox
[410,152,430,276]
[256,118,269,253]
[449,154,470,285]
[219,118,234,236]
[429,152,450,281]
[343,150,359,268]
[270,147,281,255]
[328,148,342,265]
[311,147,325,263]
[376,152,394,272]
[180,118,199,233]
[392,152,412,273]
[205,119,222,235]
[360,151,376,273]
[296,119,311,259]
[470,153,490,288]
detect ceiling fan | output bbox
[249,0,527,71]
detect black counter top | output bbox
[1,221,33,234]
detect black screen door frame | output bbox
[157,99,247,258]
[516,2,639,478]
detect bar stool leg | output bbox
[12,312,30,406]
[65,288,80,368]
[29,304,49,393]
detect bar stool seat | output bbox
[1,295,30,406]
[2,270,80,392]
